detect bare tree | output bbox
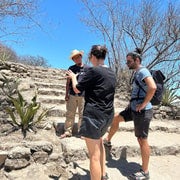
[0,0,41,43]
[19,55,50,67]
[0,43,50,67]
[0,43,18,62]
[79,0,180,93]
[79,0,125,78]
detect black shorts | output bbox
[79,115,113,139]
[119,107,153,138]
[79,104,114,139]
[120,106,133,122]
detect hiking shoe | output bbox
[101,173,109,180]
[128,169,150,180]
[103,139,112,150]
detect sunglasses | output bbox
[126,60,134,65]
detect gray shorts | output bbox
[120,107,153,138]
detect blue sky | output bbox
[9,0,102,69]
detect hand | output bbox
[65,95,69,101]
[66,70,77,79]
[136,103,146,112]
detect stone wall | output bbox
[0,61,179,123]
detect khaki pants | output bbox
[65,95,84,134]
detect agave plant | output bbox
[0,73,19,96]
[5,91,50,137]
[161,87,179,106]
[0,73,19,112]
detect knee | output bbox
[66,111,76,117]
[113,114,122,125]
[89,153,100,163]
[91,155,100,162]
[138,137,148,147]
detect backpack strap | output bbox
[130,80,145,102]
[130,67,146,102]
[134,78,146,93]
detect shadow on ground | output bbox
[54,122,79,137]
[69,147,141,180]
[70,162,90,180]
[54,123,141,179]
[106,146,141,178]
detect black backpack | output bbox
[133,69,166,105]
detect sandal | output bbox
[128,169,150,180]
[60,132,72,139]
[103,139,112,150]
[101,173,109,180]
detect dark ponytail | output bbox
[134,48,142,55]
[89,45,108,60]
[127,47,142,62]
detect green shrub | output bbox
[162,87,179,106]
[0,51,11,62]
[5,91,50,137]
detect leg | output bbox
[104,113,125,142]
[128,137,150,180]
[77,96,84,131]
[138,137,150,173]
[85,137,102,180]
[100,137,106,177]
[61,95,77,137]
[130,109,153,179]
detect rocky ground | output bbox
[0,117,180,180]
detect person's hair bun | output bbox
[134,48,142,55]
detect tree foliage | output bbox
[80,0,180,93]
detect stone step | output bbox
[40,103,66,117]
[53,118,180,133]
[59,130,180,161]
[31,73,64,78]
[47,107,66,117]
[30,69,64,75]
[108,131,180,157]
[34,82,65,89]
[53,118,180,157]
[33,77,66,84]
[41,102,66,109]
[118,120,180,133]
[38,88,65,96]
[38,96,66,104]
[30,66,65,74]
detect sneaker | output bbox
[128,169,150,180]
[101,173,109,180]
[103,139,112,149]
